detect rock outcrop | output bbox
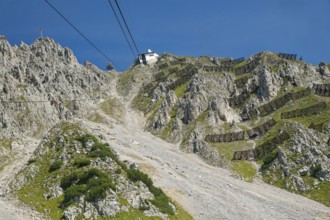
[0,37,112,138]
[11,123,175,219]
[262,122,330,191]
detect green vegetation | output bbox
[61,168,116,204]
[0,139,12,149]
[110,209,162,220]
[48,160,62,172]
[99,98,124,122]
[89,142,115,160]
[231,161,256,182]
[174,81,189,98]
[76,134,98,143]
[196,110,208,123]
[132,94,152,112]
[234,60,248,69]
[27,158,36,164]
[16,154,64,219]
[261,149,278,170]
[88,112,106,123]
[73,158,90,167]
[15,126,189,219]
[117,71,135,96]
[210,141,254,161]
[121,161,174,215]
[77,134,175,215]
[304,180,330,207]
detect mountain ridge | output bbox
[0,36,329,219]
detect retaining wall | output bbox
[278,53,297,60]
[233,131,290,160]
[241,89,311,120]
[229,93,250,108]
[246,119,276,139]
[312,83,330,97]
[205,119,275,143]
[203,65,234,73]
[281,102,326,119]
[165,64,198,91]
[308,122,324,132]
[205,131,245,143]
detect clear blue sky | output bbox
[0,0,329,71]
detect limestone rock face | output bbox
[0,37,112,138]
[257,68,282,100]
[263,123,330,191]
[181,130,227,167]
[179,77,208,124]
[319,62,330,77]
[207,97,240,126]
[152,98,171,131]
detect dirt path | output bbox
[77,77,330,220]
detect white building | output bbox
[136,49,159,65]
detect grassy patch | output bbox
[304,180,330,207]
[234,60,248,69]
[49,160,62,172]
[174,81,189,98]
[109,209,162,220]
[231,161,256,182]
[169,202,193,220]
[235,73,251,80]
[117,71,135,96]
[132,94,152,112]
[158,121,173,140]
[99,98,124,122]
[266,94,320,122]
[210,141,254,160]
[0,139,12,149]
[88,112,106,123]
[196,110,208,123]
[16,154,64,219]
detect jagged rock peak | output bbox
[0,35,111,139]
[29,37,78,64]
[0,36,80,67]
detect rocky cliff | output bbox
[0,36,112,138]
[11,122,179,219]
[128,52,330,206]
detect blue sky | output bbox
[0,0,329,71]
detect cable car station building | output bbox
[135,49,159,65]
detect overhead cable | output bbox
[114,0,140,54]
[106,0,136,58]
[43,0,122,71]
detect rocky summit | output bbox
[0,36,330,220]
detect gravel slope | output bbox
[78,108,330,220]
[77,78,330,220]
[0,138,45,220]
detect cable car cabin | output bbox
[135,49,159,65]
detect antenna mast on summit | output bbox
[37,28,43,39]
